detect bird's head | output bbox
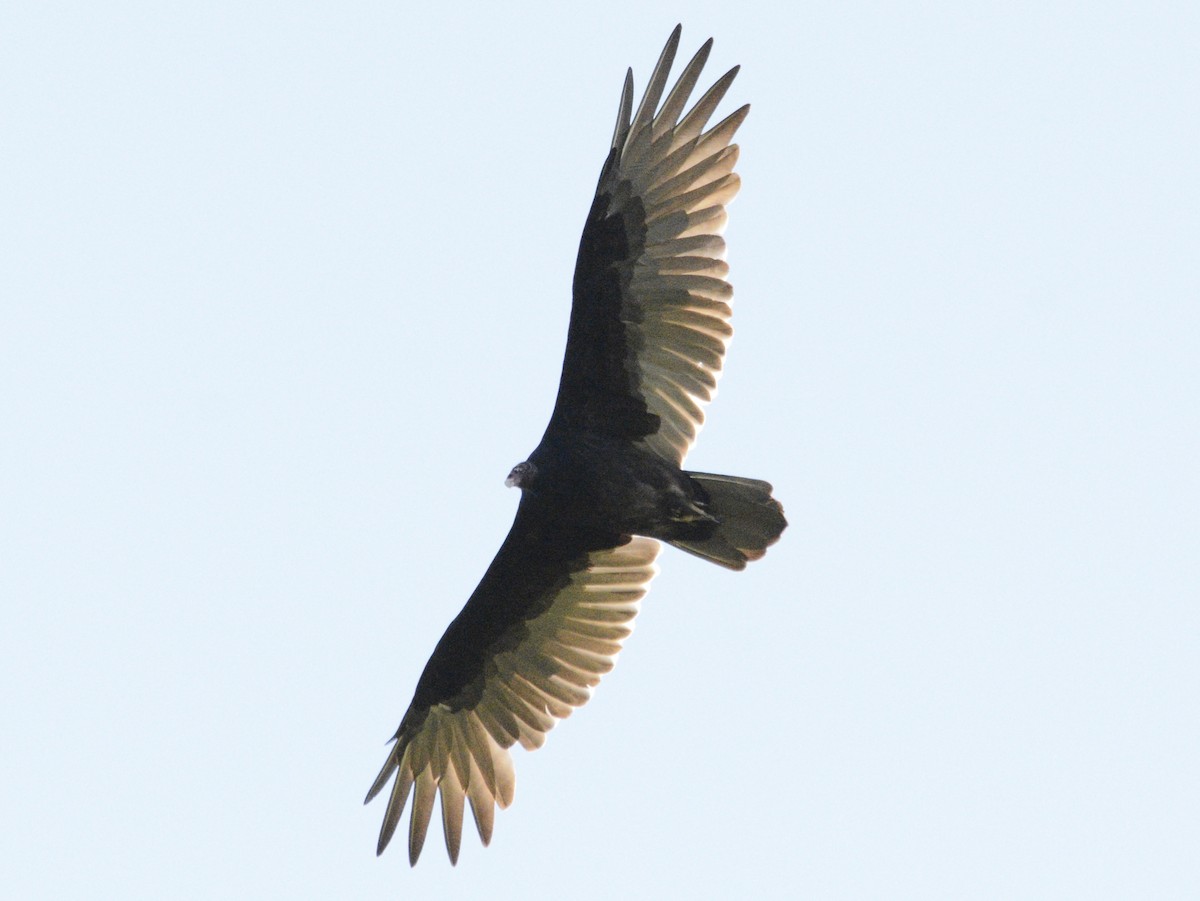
[505,460,538,489]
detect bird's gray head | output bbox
[505,461,537,489]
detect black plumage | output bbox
[366,26,787,865]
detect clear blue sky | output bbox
[3,2,1197,898]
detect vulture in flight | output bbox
[366,26,786,865]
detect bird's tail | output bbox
[667,472,787,570]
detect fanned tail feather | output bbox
[668,472,786,570]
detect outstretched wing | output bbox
[365,502,660,865]
[547,26,749,465]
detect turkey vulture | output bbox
[366,26,786,865]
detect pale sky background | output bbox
[3,2,1197,898]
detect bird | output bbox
[365,25,787,866]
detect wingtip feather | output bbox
[407,768,437,866]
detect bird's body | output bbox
[524,431,716,542]
[366,26,787,865]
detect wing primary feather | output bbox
[490,678,554,737]
[376,762,414,856]
[364,744,399,804]
[610,68,634,151]
[476,698,521,748]
[624,24,682,153]
[466,756,495,846]
[446,716,473,789]
[405,727,429,776]
[645,173,740,224]
[493,745,516,808]
[643,145,740,207]
[439,766,466,866]
[652,38,713,137]
[408,767,437,866]
[429,720,446,782]
[671,65,741,151]
[685,105,750,168]
[516,669,584,712]
[510,669,570,717]
[463,713,500,797]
